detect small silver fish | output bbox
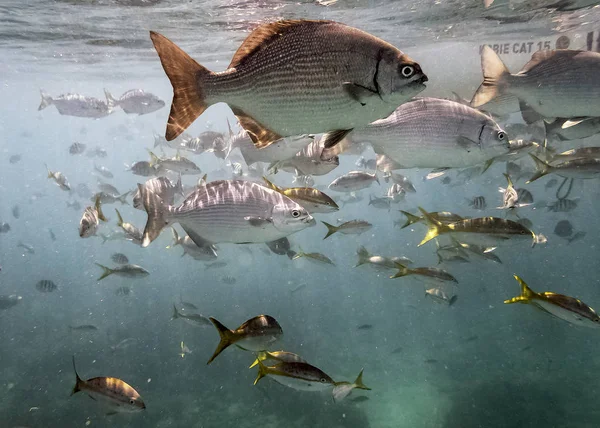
[46,165,71,191]
[104,89,165,115]
[111,253,129,264]
[115,209,143,245]
[39,91,113,118]
[171,305,211,327]
[168,228,218,261]
[79,196,107,238]
[69,142,86,155]
[328,171,379,192]
[148,151,201,175]
[547,198,578,213]
[322,220,372,239]
[127,161,157,177]
[17,242,35,254]
[468,196,487,210]
[96,263,150,281]
[0,294,22,310]
[94,165,114,179]
[9,154,21,164]
[12,205,20,219]
[368,195,391,210]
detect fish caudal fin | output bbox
[399,210,421,229]
[526,154,552,184]
[417,207,444,246]
[168,227,180,249]
[249,351,267,369]
[117,191,130,205]
[95,196,107,222]
[207,317,235,365]
[390,262,409,279]
[253,359,269,385]
[149,31,211,141]
[171,304,179,320]
[38,90,53,111]
[115,208,124,227]
[95,263,114,281]
[320,129,353,160]
[71,356,83,396]
[355,246,371,267]
[104,89,118,111]
[504,274,536,304]
[138,184,171,248]
[471,46,510,108]
[322,222,339,240]
[353,369,371,390]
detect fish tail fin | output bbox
[176,174,184,196]
[253,359,268,385]
[171,304,179,320]
[117,191,130,205]
[353,368,371,390]
[38,90,52,111]
[95,195,107,222]
[45,163,53,179]
[169,227,180,248]
[104,88,118,111]
[471,46,510,108]
[207,317,234,365]
[100,233,109,244]
[149,31,211,141]
[503,173,514,189]
[399,210,421,229]
[532,233,547,248]
[527,155,552,183]
[322,221,339,240]
[95,263,113,281]
[504,274,536,304]
[71,356,83,396]
[355,246,370,267]
[390,262,409,279]
[115,208,124,227]
[417,207,444,246]
[147,150,160,167]
[262,176,280,192]
[249,351,267,369]
[138,183,171,248]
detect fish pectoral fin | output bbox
[519,100,544,124]
[320,129,353,160]
[230,107,283,149]
[180,225,213,248]
[342,82,379,105]
[456,137,478,152]
[561,118,588,129]
[245,216,273,227]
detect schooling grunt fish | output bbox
[104,89,165,115]
[149,20,426,152]
[138,180,315,247]
[472,47,600,123]
[71,356,146,413]
[334,97,509,166]
[39,91,114,118]
[262,177,339,214]
[505,275,600,328]
[207,315,283,364]
[132,176,184,211]
[79,196,107,238]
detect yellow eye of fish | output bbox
[401,65,415,78]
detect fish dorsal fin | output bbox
[180,224,213,248]
[230,107,283,149]
[228,20,321,69]
[262,176,282,192]
[519,50,579,74]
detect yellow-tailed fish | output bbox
[505,275,600,328]
[249,350,306,369]
[391,263,458,285]
[332,369,371,403]
[262,177,339,213]
[207,315,283,364]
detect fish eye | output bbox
[497,131,506,141]
[129,399,135,405]
[320,377,327,383]
[292,210,301,218]
[400,65,415,78]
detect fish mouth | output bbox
[415,74,428,85]
[305,216,316,226]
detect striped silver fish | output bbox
[150,20,426,152]
[127,161,157,177]
[269,137,339,176]
[79,196,107,238]
[104,89,165,115]
[473,47,600,123]
[545,118,600,142]
[138,180,315,247]
[39,91,114,118]
[342,98,509,168]
[468,196,487,210]
[328,171,379,192]
[36,279,57,293]
[528,155,600,182]
[133,176,183,211]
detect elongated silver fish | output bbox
[171,305,211,327]
[207,315,283,364]
[115,209,143,245]
[148,151,201,175]
[46,165,71,191]
[322,220,372,239]
[127,161,157,177]
[473,47,600,123]
[369,195,391,210]
[95,264,150,281]
[550,147,600,164]
[355,246,412,270]
[328,171,379,192]
[39,91,113,118]
[337,97,509,167]
[233,130,313,166]
[254,360,335,391]
[71,357,146,412]
[391,263,458,285]
[138,180,315,247]
[545,118,600,142]
[150,20,426,153]
[505,275,600,328]
[104,89,165,115]
[133,176,183,211]
[94,165,113,179]
[91,191,129,205]
[262,178,339,214]
[249,350,307,369]
[528,154,600,182]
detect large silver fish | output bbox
[150,19,427,152]
[472,47,600,123]
[138,180,315,247]
[340,97,509,168]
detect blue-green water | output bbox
[2,1,600,427]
